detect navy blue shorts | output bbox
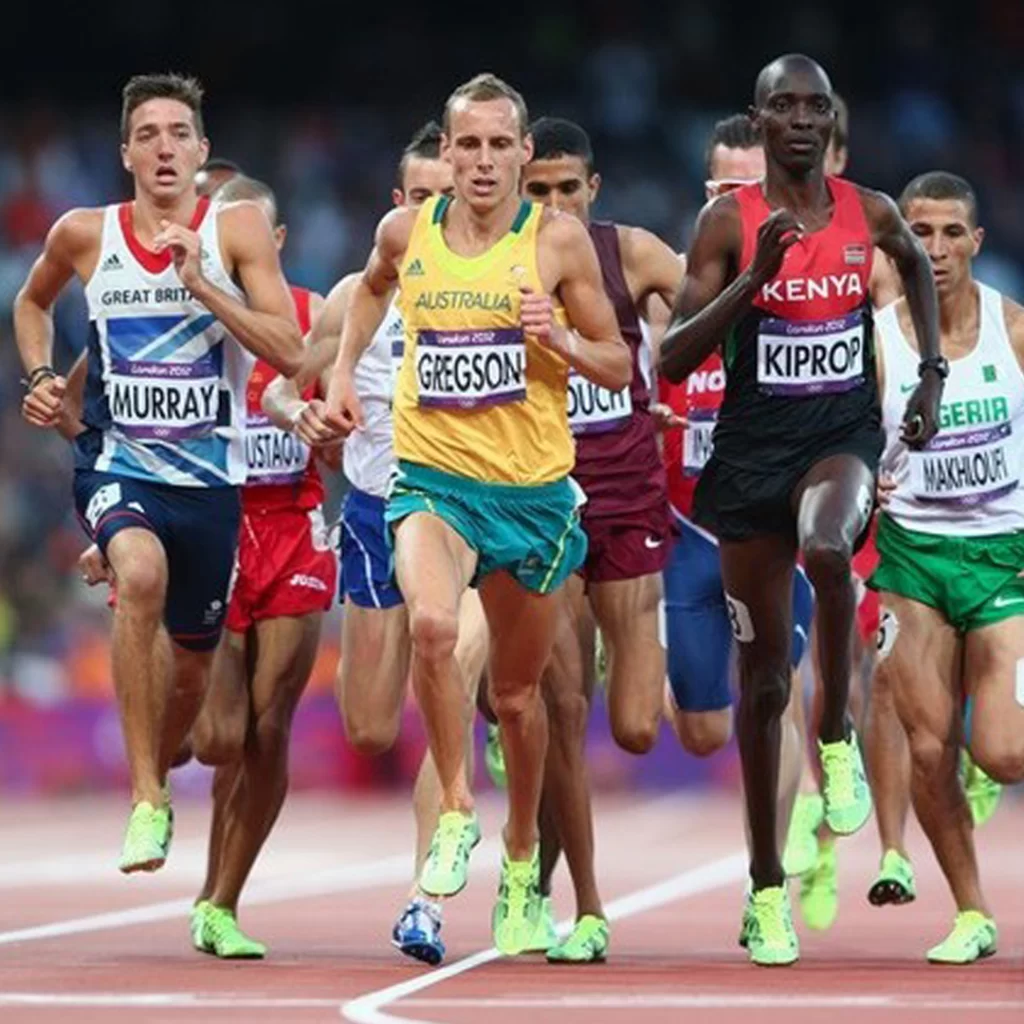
[74,470,240,651]
[339,487,404,610]
[664,513,814,712]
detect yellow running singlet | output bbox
[393,195,572,485]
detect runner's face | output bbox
[756,70,834,174]
[395,156,454,208]
[904,198,983,297]
[122,99,209,202]
[521,155,598,222]
[706,144,765,200]
[443,99,532,214]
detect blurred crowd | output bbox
[1,0,1023,701]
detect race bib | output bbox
[757,310,865,397]
[109,354,220,440]
[909,421,1017,506]
[415,327,526,409]
[567,370,632,435]
[245,414,311,485]
[682,411,716,475]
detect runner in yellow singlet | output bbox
[321,74,629,956]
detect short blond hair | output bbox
[443,73,529,138]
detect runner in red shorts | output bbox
[185,175,334,958]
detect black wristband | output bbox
[22,366,57,392]
[918,355,949,381]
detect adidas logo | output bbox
[405,258,425,277]
[100,253,123,272]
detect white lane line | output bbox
[340,850,748,1024]
[0,995,341,1009]
[0,992,1019,1013]
[0,797,678,947]
[401,995,1024,1011]
[0,841,488,947]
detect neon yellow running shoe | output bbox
[418,810,481,898]
[960,751,1002,828]
[119,800,173,874]
[746,886,799,966]
[547,915,609,964]
[867,849,916,907]
[485,724,507,789]
[524,896,558,953]
[191,900,266,959]
[783,792,824,877]
[819,729,872,835]
[799,838,838,930]
[738,887,755,949]
[926,910,997,964]
[492,845,542,956]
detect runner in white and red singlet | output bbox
[187,176,335,959]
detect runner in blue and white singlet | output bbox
[79,196,252,487]
[14,75,302,877]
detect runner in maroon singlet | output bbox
[659,54,943,965]
[519,117,682,961]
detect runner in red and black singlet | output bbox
[659,54,944,966]
[187,176,335,960]
[517,116,682,961]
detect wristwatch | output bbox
[918,355,949,380]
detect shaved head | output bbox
[754,54,832,107]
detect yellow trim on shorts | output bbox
[539,509,578,594]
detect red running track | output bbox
[0,789,1020,1023]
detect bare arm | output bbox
[262,275,358,435]
[537,214,629,391]
[863,190,939,365]
[158,201,303,378]
[658,198,749,383]
[618,224,685,311]
[13,209,100,428]
[325,207,414,431]
[861,188,943,445]
[660,199,804,384]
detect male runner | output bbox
[658,118,812,932]
[323,74,629,955]
[866,171,1024,963]
[660,54,943,964]
[13,73,302,872]
[264,124,489,964]
[516,115,681,962]
[781,89,904,930]
[183,175,334,958]
[661,113,812,762]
